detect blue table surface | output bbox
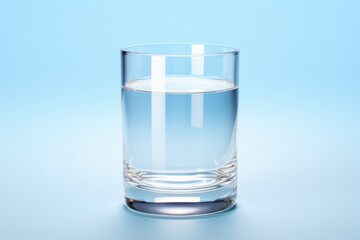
[1,0,359,239]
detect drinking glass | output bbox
[121,43,239,216]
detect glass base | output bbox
[123,159,237,217]
[124,196,236,217]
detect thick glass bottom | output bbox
[123,159,237,216]
[125,196,236,217]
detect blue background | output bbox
[1,0,359,239]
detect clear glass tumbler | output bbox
[121,43,239,216]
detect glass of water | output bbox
[121,43,239,216]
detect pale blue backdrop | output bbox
[1,0,359,239]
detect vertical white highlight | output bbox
[151,56,166,91]
[191,44,204,75]
[151,56,166,169]
[191,44,204,128]
[191,94,203,128]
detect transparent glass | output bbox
[121,43,239,216]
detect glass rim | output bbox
[121,42,239,57]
